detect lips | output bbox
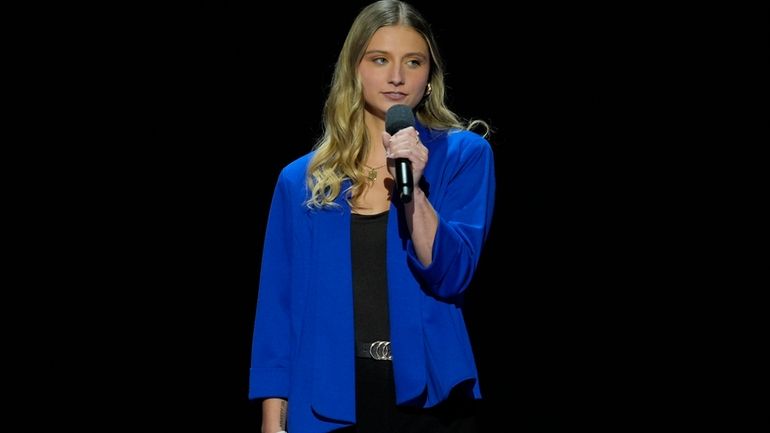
[383,92,407,101]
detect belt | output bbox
[356,340,392,361]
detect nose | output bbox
[388,64,405,86]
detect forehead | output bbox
[366,25,429,55]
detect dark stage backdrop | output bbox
[91,2,704,431]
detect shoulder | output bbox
[270,152,315,207]
[446,129,491,152]
[428,128,493,162]
[276,152,314,186]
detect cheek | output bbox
[360,73,381,93]
[415,71,430,85]
[357,67,372,86]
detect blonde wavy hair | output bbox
[306,0,487,209]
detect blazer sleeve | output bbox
[249,170,294,399]
[407,134,496,299]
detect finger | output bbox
[392,127,418,141]
[381,131,393,157]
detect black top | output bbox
[350,211,390,343]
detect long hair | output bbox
[306,0,482,208]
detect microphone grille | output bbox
[385,104,415,135]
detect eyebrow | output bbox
[364,50,428,60]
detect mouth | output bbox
[383,92,407,101]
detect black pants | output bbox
[334,358,479,433]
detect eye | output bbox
[372,57,387,65]
[406,59,423,68]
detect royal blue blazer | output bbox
[249,123,495,432]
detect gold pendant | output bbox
[367,168,378,182]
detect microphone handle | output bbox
[395,158,413,203]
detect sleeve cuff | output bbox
[248,366,289,399]
[407,219,461,288]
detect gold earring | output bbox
[425,83,432,97]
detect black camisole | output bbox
[350,211,390,343]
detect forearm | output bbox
[405,187,438,266]
[262,398,287,433]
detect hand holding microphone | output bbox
[383,104,428,203]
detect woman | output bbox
[249,1,495,432]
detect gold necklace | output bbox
[363,163,386,182]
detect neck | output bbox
[363,110,387,166]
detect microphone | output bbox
[385,104,415,203]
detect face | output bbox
[358,25,431,120]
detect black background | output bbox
[128,2,661,430]
[185,3,628,429]
[24,1,746,431]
